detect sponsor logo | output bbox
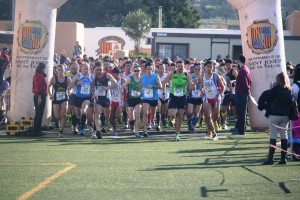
[246,20,278,54]
[17,20,48,54]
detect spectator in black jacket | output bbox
[259,72,293,165]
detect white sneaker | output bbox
[175,134,180,141]
[91,131,97,139]
[212,133,218,141]
[147,124,152,130]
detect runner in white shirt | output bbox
[110,68,125,136]
[201,60,225,140]
[156,63,170,132]
[121,61,133,129]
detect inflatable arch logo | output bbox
[17,20,48,54]
[96,36,125,56]
[246,20,278,55]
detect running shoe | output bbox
[155,125,161,131]
[213,121,219,131]
[143,131,148,137]
[101,128,107,133]
[130,124,134,131]
[59,130,64,138]
[112,130,118,136]
[230,128,238,132]
[79,129,85,136]
[222,124,228,130]
[162,126,167,132]
[206,129,212,137]
[212,133,218,140]
[134,132,141,138]
[169,119,175,127]
[96,131,102,139]
[76,124,81,132]
[188,123,195,133]
[199,118,203,128]
[88,122,94,133]
[175,133,180,141]
[147,124,152,130]
[106,125,111,132]
[124,123,129,129]
[91,131,97,139]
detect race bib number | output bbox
[192,89,201,98]
[144,89,153,98]
[56,92,66,101]
[131,90,140,97]
[95,86,106,96]
[174,88,184,97]
[80,84,90,95]
[111,90,121,101]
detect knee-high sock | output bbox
[161,114,166,126]
[71,115,77,127]
[148,112,151,124]
[100,113,106,127]
[188,118,192,126]
[80,114,86,130]
[122,110,128,123]
[156,112,161,125]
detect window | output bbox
[157,43,189,59]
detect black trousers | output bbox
[33,95,46,135]
[235,93,248,134]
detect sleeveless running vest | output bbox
[158,73,170,99]
[75,73,92,98]
[54,75,68,101]
[111,78,123,102]
[141,74,159,100]
[202,73,218,99]
[189,74,201,99]
[94,72,109,97]
[170,72,187,97]
[122,72,133,80]
[128,76,141,99]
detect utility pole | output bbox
[158,6,162,28]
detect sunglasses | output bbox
[134,70,140,72]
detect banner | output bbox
[9,0,67,125]
[227,0,286,130]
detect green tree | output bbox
[146,0,200,28]
[121,9,151,54]
[0,0,12,20]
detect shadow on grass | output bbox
[142,158,264,171]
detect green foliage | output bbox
[121,9,151,54]
[56,0,200,28]
[0,0,12,20]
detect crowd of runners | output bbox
[30,51,253,141]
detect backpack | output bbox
[294,82,300,111]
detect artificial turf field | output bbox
[0,123,300,200]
